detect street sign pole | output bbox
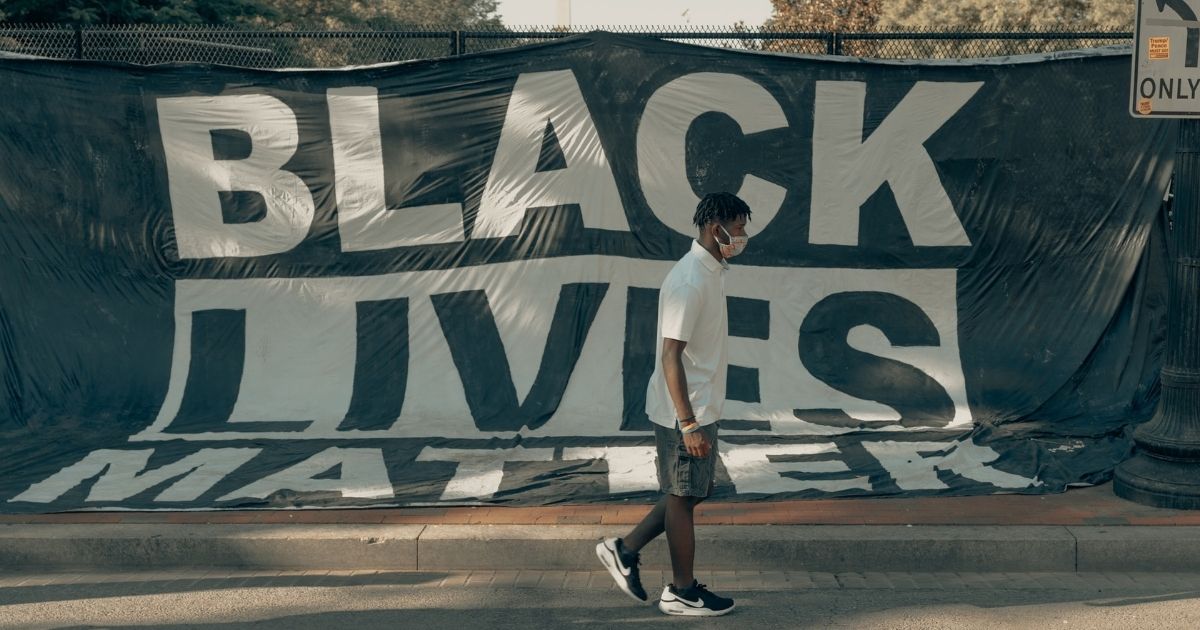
[1116,0,1200,508]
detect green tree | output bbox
[741,0,879,53]
[0,0,275,24]
[254,0,500,29]
[763,0,881,32]
[0,0,502,27]
[754,0,1134,58]
[1,0,503,66]
[872,0,1133,58]
[248,0,502,66]
[875,0,1133,31]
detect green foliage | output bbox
[754,0,1134,58]
[875,0,1134,31]
[0,0,276,24]
[245,0,503,66]
[0,0,504,66]
[763,0,881,32]
[867,0,1133,57]
[251,0,500,29]
[0,0,502,27]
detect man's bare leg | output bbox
[664,494,698,588]
[623,491,709,554]
[621,495,667,553]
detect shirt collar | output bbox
[690,239,728,273]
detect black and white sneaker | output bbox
[657,581,736,616]
[595,537,647,602]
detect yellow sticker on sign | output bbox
[1149,36,1170,60]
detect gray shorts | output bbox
[654,422,719,498]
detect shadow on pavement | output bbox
[1086,591,1200,607]
[8,582,1200,628]
[0,571,449,606]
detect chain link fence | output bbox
[0,24,1133,67]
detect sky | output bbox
[494,0,775,28]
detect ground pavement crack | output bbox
[1064,525,1079,572]
[415,525,426,571]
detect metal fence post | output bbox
[73,25,83,60]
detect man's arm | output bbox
[662,338,711,458]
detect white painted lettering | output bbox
[9,448,259,503]
[476,70,629,237]
[810,81,980,247]
[219,447,393,500]
[638,72,787,237]
[416,446,554,500]
[561,446,658,493]
[718,442,870,494]
[327,87,466,250]
[157,94,315,258]
[862,439,1040,490]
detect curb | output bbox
[2,524,1199,573]
[417,525,1076,572]
[0,524,422,570]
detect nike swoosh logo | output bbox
[665,594,703,607]
[608,544,631,576]
[604,540,633,573]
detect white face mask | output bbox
[717,224,748,258]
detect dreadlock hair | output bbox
[692,191,751,229]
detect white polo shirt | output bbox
[645,239,729,428]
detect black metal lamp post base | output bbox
[1114,368,1200,509]
[1115,453,1200,510]
[1113,118,1200,510]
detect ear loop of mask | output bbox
[716,224,731,245]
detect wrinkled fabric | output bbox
[0,33,1173,512]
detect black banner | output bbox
[0,33,1174,511]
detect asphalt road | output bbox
[1,570,1199,629]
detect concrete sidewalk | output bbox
[3,483,1200,573]
[5,569,1200,629]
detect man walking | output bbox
[596,192,749,617]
